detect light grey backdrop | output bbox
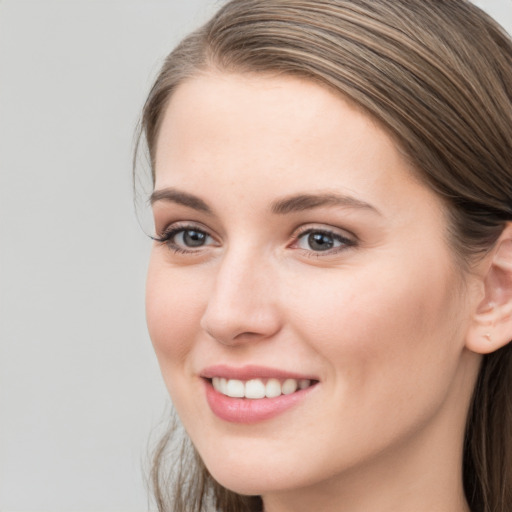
[0,1,511,511]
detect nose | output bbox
[200,249,282,346]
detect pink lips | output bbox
[201,365,319,424]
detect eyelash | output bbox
[151,224,216,254]
[152,223,357,256]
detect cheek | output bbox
[145,257,206,371]
[146,260,216,434]
[286,258,465,399]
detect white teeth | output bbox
[245,379,266,399]
[282,378,298,395]
[212,377,229,395]
[299,379,310,390]
[265,378,282,398]
[225,379,245,398]
[211,377,313,399]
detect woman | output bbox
[138,1,512,511]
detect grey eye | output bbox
[296,229,353,252]
[176,229,210,247]
[304,232,335,251]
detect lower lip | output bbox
[204,380,317,424]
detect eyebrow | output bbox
[150,188,212,213]
[271,192,380,215]
[150,188,380,216]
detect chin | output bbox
[207,465,291,496]
[198,442,322,497]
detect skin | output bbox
[146,72,486,512]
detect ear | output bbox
[466,224,512,354]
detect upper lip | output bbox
[200,364,319,381]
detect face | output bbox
[146,73,481,500]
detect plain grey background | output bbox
[0,1,511,511]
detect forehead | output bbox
[155,72,441,217]
[156,73,395,180]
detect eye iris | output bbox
[183,229,207,247]
[308,232,334,251]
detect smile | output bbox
[201,366,319,423]
[211,377,313,399]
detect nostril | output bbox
[201,309,282,346]
[233,331,264,341]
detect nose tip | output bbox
[200,307,281,346]
[199,258,282,346]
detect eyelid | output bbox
[153,220,212,239]
[293,223,356,240]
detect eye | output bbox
[152,224,217,253]
[295,228,355,253]
[174,228,210,248]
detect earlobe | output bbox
[466,224,512,355]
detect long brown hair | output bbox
[138,1,512,510]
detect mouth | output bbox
[200,366,319,423]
